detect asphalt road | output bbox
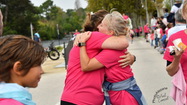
[28,37,175,105]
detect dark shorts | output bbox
[140,32,142,33]
[131,34,134,38]
[61,100,76,105]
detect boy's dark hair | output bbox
[0,35,47,82]
[163,30,165,34]
[161,16,164,19]
[165,8,168,12]
[83,10,109,31]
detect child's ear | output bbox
[12,61,23,76]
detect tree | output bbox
[75,0,81,10]
[163,0,171,12]
[155,0,164,17]
[1,0,40,37]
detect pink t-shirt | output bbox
[140,27,142,32]
[151,33,154,40]
[165,28,170,37]
[95,49,137,105]
[74,32,80,36]
[61,32,111,105]
[163,30,187,82]
[160,28,163,36]
[0,99,23,105]
[135,28,139,33]
[144,25,148,33]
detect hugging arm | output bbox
[80,46,104,71]
[74,32,129,50]
[118,51,135,68]
[78,32,134,70]
[101,35,129,50]
[102,35,135,67]
[79,32,104,71]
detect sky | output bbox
[30,0,88,11]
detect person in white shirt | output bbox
[170,0,183,26]
[155,25,162,48]
[168,9,186,39]
[171,0,183,13]
[151,16,157,30]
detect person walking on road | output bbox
[144,23,149,42]
[135,27,140,37]
[34,31,41,43]
[139,26,142,37]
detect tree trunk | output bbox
[4,3,8,26]
[140,16,145,36]
[0,10,3,37]
[149,12,153,28]
[131,13,138,29]
[155,3,164,17]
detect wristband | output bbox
[78,42,86,47]
[133,55,136,62]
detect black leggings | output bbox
[61,100,76,105]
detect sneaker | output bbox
[160,50,165,54]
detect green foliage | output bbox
[1,0,40,37]
[86,0,154,18]
[164,0,171,12]
[55,46,63,51]
[1,0,86,40]
[2,26,17,35]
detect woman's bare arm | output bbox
[80,46,104,71]
[101,35,129,50]
[166,46,184,76]
[74,32,129,50]
[79,32,104,71]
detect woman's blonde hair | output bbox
[104,11,127,36]
[182,0,187,18]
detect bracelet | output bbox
[133,55,136,62]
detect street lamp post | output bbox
[56,24,60,46]
[30,23,33,40]
[145,0,149,24]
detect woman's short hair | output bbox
[83,10,108,31]
[104,11,127,36]
[175,9,186,23]
[0,35,47,82]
